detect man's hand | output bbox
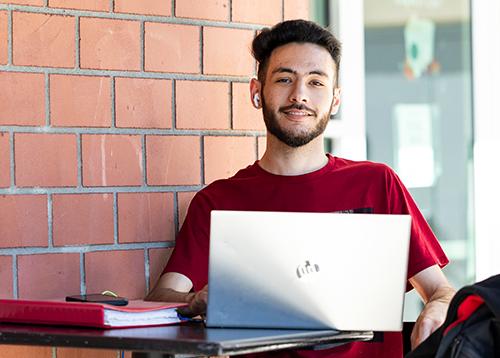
[409,265,455,349]
[410,285,455,349]
[177,285,208,318]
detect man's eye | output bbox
[276,78,291,83]
[311,80,324,86]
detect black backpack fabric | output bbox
[406,274,500,358]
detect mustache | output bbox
[279,104,316,116]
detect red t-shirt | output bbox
[164,154,449,358]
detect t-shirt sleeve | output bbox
[161,191,212,292]
[384,167,449,280]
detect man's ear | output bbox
[250,78,262,109]
[330,87,341,115]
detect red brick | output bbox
[178,191,196,227]
[53,193,114,246]
[145,22,199,73]
[85,250,145,299]
[56,348,119,358]
[115,77,172,129]
[232,82,266,131]
[0,72,45,126]
[50,74,112,127]
[0,346,51,358]
[148,247,172,288]
[48,0,110,11]
[146,135,200,185]
[0,256,13,298]
[114,0,171,16]
[117,192,174,243]
[0,0,44,6]
[18,253,80,299]
[203,27,254,76]
[204,136,256,183]
[80,17,140,71]
[82,134,143,187]
[15,133,77,187]
[0,195,47,248]
[284,0,310,20]
[258,135,266,158]
[232,0,282,25]
[0,132,9,187]
[176,81,229,129]
[13,12,75,68]
[0,11,7,65]
[176,0,229,21]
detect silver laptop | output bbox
[206,210,411,332]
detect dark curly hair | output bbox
[252,20,341,85]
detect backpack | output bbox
[406,274,500,358]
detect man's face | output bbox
[260,42,339,148]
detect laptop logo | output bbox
[296,260,320,278]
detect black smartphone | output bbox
[65,294,128,306]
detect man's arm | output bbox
[146,272,208,317]
[409,264,456,349]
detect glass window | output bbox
[363,0,474,320]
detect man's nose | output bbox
[288,82,308,103]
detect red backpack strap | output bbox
[443,294,484,336]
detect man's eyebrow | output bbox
[271,67,330,77]
[271,67,296,75]
[309,70,329,77]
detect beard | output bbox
[261,96,332,148]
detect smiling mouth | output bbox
[283,110,312,116]
[280,105,316,118]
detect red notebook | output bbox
[0,299,188,329]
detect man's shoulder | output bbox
[196,162,261,196]
[333,155,396,177]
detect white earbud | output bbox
[253,93,260,107]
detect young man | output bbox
[147,20,455,357]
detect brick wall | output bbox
[0,0,309,356]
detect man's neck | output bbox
[258,135,328,176]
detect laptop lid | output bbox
[206,211,411,331]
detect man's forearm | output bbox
[426,285,455,305]
[145,286,193,303]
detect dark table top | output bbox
[0,322,373,356]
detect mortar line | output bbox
[229,82,233,129]
[142,134,147,186]
[200,135,205,186]
[45,71,50,126]
[80,252,86,294]
[111,76,116,128]
[0,124,264,136]
[0,65,252,82]
[0,5,265,30]
[199,26,204,74]
[47,193,53,247]
[173,191,180,235]
[12,254,18,298]
[7,9,12,65]
[144,249,150,294]
[113,192,118,244]
[9,130,15,188]
[76,133,83,187]
[140,21,145,72]
[171,80,176,129]
[0,241,175,255]
[75,15,80,68]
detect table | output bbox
[0,322,373,357]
